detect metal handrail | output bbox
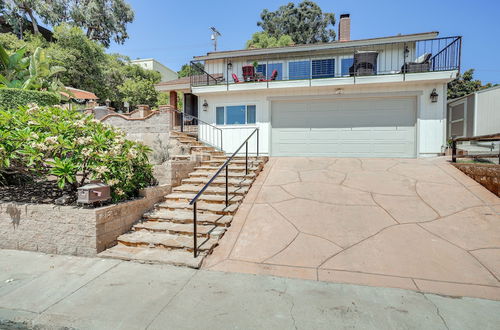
[189,128,259,257]
[451,133,500,163]
[170,108,224,151]
[190,60,219,86]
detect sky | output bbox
[108,0,500,84]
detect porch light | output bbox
[202,100,209,111]
[430,89,439,103]
[227,62,233,70]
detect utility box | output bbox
[77,183,111,204]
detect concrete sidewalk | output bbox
[0,250,499,330]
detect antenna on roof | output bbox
[210,27,221,51]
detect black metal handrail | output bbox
[189,128,259,257]
[190,61,220,87]
[170,108,223,151]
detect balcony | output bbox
[190,36,461,90]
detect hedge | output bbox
[0,88,60,110]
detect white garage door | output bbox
[271,97,417,157]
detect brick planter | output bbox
[0,185,171,256]
[453,163,499,196]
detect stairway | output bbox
[99,130,267,268]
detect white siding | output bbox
[475,87,500,136]
[197,81,447,157]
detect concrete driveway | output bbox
[203,157,500,301]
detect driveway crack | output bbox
[284,282,298,330]
[420,293,450,330]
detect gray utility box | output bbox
[77,183,111,204]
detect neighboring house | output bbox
[60,87,99,110]
[131,58,178,82]
[159,15,462,158]
[0,16,53,41]
[447,85,500,139]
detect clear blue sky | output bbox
[108,0,499,84]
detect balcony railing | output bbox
[190,36,461,87]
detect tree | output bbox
[245,31,294,49]
[447,69,493,99]
[1,0,134,47]
[69,0,135,47]
[118,78,159,109]
[257,1,335,44]
[178,63,204,78]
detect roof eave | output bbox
[194,32,440,61]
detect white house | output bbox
[160,15,462,158]
[131,58,178,82]
[447,85,500,139]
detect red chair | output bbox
[269,69,278,81]
[232,73,240,83]
[242,65,255,81]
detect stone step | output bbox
[189,170,256,179]
[165,192,243,204]
[145,209,233,226]
[157,201,239,215]
[99,245,205,268]
[177,138,201,144]
[117,231,218,252]
[173,184,250,196]
[194,165,261,173]
[181,177,253,187]
[211,156,268,161]
[134,221,226,238]
[191,145,215,151]
[202,159,265,166]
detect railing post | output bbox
[225,165,228,207]
[452,140,457,163]
[221,130,223,151]
[193,202,197,258]
[181,111,184,132]
[245,141,248,175]
[256,129,259,157]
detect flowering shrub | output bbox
[0,105,155,202]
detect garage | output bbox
[271,97,417,157]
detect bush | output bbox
[0,105,155,202]
[0,88,60,110]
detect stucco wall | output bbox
[0,185,171,256]
[197,81,447,156]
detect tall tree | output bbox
[1,0,134,47]
[257,1,336,44]
[178,63,204,78]
[245,32,294,49]
[447,69,493,99]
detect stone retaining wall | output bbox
[453,163,499,196]
[0,184,171,257]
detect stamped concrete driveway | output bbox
[203,157,500,301]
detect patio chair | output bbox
[260,69,278,82]
[242,65,255,81]
[232,73,240,83]
[349,51,378,76]
[401,52,432,73]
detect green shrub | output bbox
[0,88,60,110]
[0,105,155,202]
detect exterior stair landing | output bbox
[99,130,268,268]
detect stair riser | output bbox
[116,241,215,253]
[172,188,248,196]
[157,205,237,216]
[143,218,230,227]
[133,227,212,238]
[165,197,240,205]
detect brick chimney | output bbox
[338,14,351,42]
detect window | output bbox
[288,60,310,80]
[312,59,335,78]
[341,58,354,76]
[215,105,256,125]
[256,63,283,80]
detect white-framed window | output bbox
[216,105,256,125]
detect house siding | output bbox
[197,81,447,157]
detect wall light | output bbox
[227,62,233,70]
[202,100,209,111]
[430,89,439,103]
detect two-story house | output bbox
[158,15,461,158]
